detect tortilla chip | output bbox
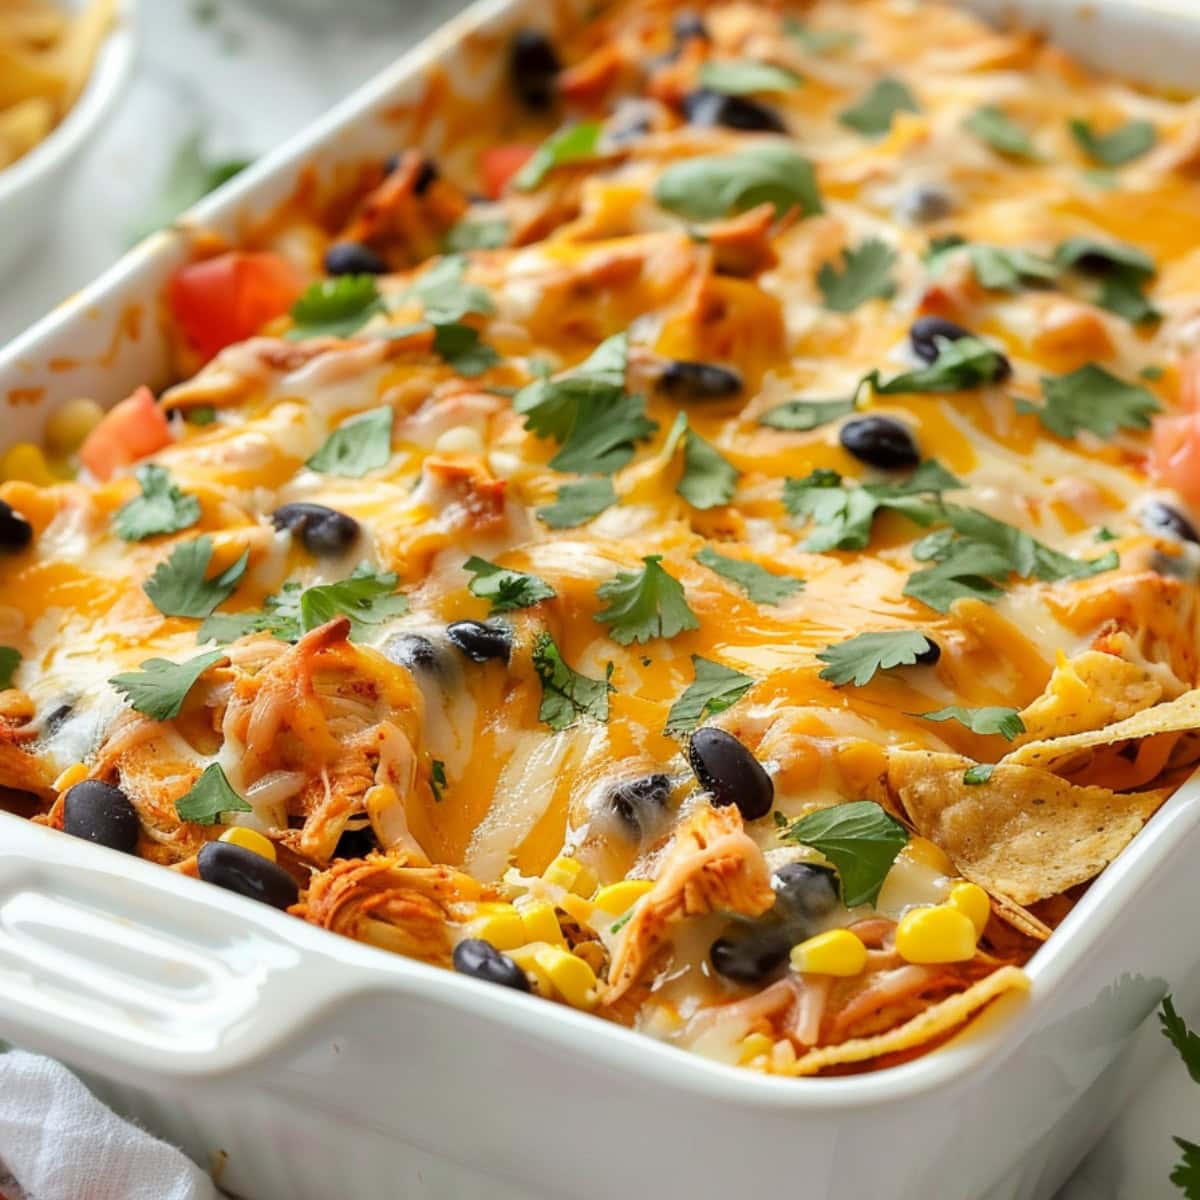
[988,892,1051,942]
[1014,651,1162,745]
[1008,688,1200,771]
[889,750,1166,905]
[789,966,1029,1076]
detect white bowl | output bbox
[0,0,137,279]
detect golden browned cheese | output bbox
[5,0,1200,1076]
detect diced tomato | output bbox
[79,386,172,482]
[479,144,536,200]
[169,251,303,361]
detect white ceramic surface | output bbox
[0,0,137,280]
[1,2,1200,1198]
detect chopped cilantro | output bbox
[464,556,555,614]
[1141,365,1165,382]
[866,335,1008,394]
[595,555,698,646]
[113,464,201,542]
[432,323,499,376]
[532,632,613,732]
[409,254,495,324]
[663,654,755,735]
[1161,996,1200,1197]
[297,564,409,636]
[694,546,803,605]
[306,406,393,477]
[1025,364,1160,439]
[443,216,510,252]
[759,395,857,431]
[963,105,1037,159]
[289,275,384,340]
[175,762,251,825]
[430,759,447,803]
[816,630,937,687]
[185,406,217,427]
[698,59,802,95]
[783,17,858,53]
[968,245,1058,292]
[921,705,1025,740]
[0,647,19,690]
[777,801,908,907]
[537,478,617,529]
[963,763,995,785]
[838,78,919,136]
[817,238,897,312]
[515,122,603,191]
[654,144,823,222]
[1172,1140,1200,1200]
[678,425,739,510]
[110,650,225,721]
[1070,118,1156,167]
[143,536,249,619]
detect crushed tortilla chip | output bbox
[788,966,1029,1076]
[889,749,1166,905]
[988,892,1052,942]
[1014,650,1162,745]
[1007,688,1200,771]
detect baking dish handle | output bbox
[0,818,390,1084]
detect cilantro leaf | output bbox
[816,630,937,687]
[760,395,856,431]
[409,254,495,324]
[1097,273,1160,325]
[143,536,249,619]
[783,460,962,552]
[967,245,1058,292]
[464,556,555,614]
[532,631,612,732]
[1070,118,1156,166]
[595,555,698,645]
[783,17,858,53]
[110,650,225,720]
[963,105,1036,159]
[698,59,802,95]
[515,122,603,191]
[430,759,447,803]
[432,323,499,376]
[963,763,995,785]
[114,464,202,541]
[903,539,1010,611]
[694,546,803,605]
[289,276,385,340]
[1161,996,1200,1086]
[0,646,20,690]
[921,705,1025,740]
[175,762,252,825]
[778,801,908,907]
[664,654,755,735]
[298,564,408,637]
[552,392,658,475]
[443,217,510,251]
[306,406,393,477]
[1028,364,1160,439]
[868,335,1008,394]
[1055,237,1159,324]
[654,144,823,222]
[678,425,739,509]
[839,78,920,137]
[1172,1139,1200,1200]
[537,478,617,528]
[817,239,897,312]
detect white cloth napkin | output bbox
[0,1050,215,1200]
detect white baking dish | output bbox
[2,2,1198,1198]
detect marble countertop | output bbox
[0,2,1192,1197]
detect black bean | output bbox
[686,728,774,821]
[43,702,74,736]
[333,824,378,859]
[913,637,941,666]
[1143,500,1200,545]
[509,29,561,109]
[412,157,439,195]
[672,11,709,44]
[197,841,299,910]
[771,862,839,921]
[0,500,33,552]
[323,241,387,277]
[446,620,511,663]
[607,773,672,838]
[840,415,920,470]
[897,184,955,224]
[658,360,743,401]
[453,937,531,992]
[271,502,360,557]
[383,633,440,672]
[710,924,791,984]
[681,88,787,134]
[63,780,140,854]
[909,316,972,363]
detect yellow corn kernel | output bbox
[519,900,564,946]
[946,881,990,937]
[1,443,55,486]
[789,929,868,977]
[507,944,552,992]
[542,855,598,896]
[738,1032,774,1064]
[45,398,104,456]
[593,879,654,915]
[534,945,598,1010]
[53,763,88,793]
[465,903,525,951]
[896,905,978,964]
[218,827,277,863]
[904,835,956,876]
[556,893,595,927]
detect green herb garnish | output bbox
[920,705,1025,740]
[289,275,385,340]
[1024,364,1160,439]
[694,546,803,605]
[515,122,604,191]
[114,465,202,542]
[963,105,1036,159]
[759,395,856,432]
[595,555,698,646]
[817,238,897,312]
[839,78,919,137]
[664,654,755,736]
[464,557,556,614]
[816,630,937,687]
[698,59,802,95]
[1070,118,1156,167]
[306,406,393,477]
[537,478,617,529]
[654,144,822,222]
[143,536,249,619]
[532,632,613,732]
[110,650,225,720]
[175,762,252,825]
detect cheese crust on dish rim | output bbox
[5,0,1200,1077]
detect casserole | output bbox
[2,0,1200,1195]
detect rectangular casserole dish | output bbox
[3,1,1200,1196]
